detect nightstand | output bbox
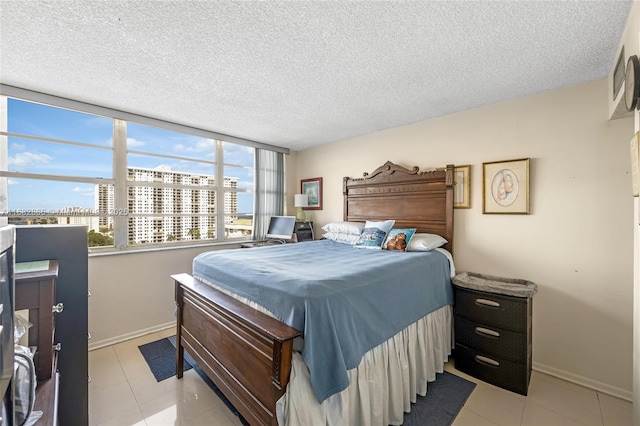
[452,272,537,395]
[294,221,314,242]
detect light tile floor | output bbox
[89,330,633,426]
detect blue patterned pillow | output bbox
[383,228,417,251]
[353,220,395,249]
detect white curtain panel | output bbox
[253,149,285,239]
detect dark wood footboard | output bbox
[172,273,301,426]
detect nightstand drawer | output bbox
[455,316,527,362]
[294,221,314,242]
[454,288,529,333]
[455,343,530,395]
[295,222,313,231]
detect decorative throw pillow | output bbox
[383,228,416,251]
[353,220,395,249]
[406,233,448,251]
[322,232,361,244]
[321,221,365,235]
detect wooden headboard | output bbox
[343,161,454,254]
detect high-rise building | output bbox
[56,206,98,229]
[95,184,114,230]
[96,166,238,244]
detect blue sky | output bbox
[6,99,255,214]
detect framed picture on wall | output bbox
[301,177,323,210]
[482,158,530,214]
[454,165,471,208]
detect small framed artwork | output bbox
[482,158,530,214]
[454,165,471,209]
[301,177,323,210]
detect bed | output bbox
[173,161,455,426]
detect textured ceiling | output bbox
[0,1,633,151]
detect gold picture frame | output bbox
[482,158,530,214]
[453,165,471,209]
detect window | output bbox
[0,96,262,250]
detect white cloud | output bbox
[80,116,110,128]
[127,138,146,148]
[194,139,215,152]
[173,139,215,153]
[72,187,93,193]
[10,143,26,151]
[237,180,255,191]
[7,179,17,185]
[8,152,53,168]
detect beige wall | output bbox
[88,244,239,348]
[291,79,635,399]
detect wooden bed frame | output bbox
[173,161,454,426]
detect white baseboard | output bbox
[533,361,632,402]
[88,327,632,403]
[88,321,175,351]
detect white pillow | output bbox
[406,233,448,251]
[321,221,365,235]
[353,220,395,249]
[322,232,361,244]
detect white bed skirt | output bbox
[276,305,452,426]
[201,280,453,426]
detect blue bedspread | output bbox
[192,239,453,403]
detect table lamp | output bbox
[294,194,308,220]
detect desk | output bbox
[15,260,60,381]
[240,241,284,248]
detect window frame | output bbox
[0,87,288,252]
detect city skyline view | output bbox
[5,98,255,214]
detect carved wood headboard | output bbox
[343,161,455,254]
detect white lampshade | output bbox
[294,194,308,208]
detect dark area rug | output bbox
[138,336,192,381]
[139,336,475,426]
[402,370,476,425]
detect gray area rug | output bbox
[139,336,476,425]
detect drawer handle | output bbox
[475,355,500,367]
[475,298,500,308]
[475,327,500,338]
[52,303,64,313]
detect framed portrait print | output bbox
[454,165,471,209]
[483,158,530,214]
[301,177,323,210]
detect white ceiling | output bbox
[0,1,633,152]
